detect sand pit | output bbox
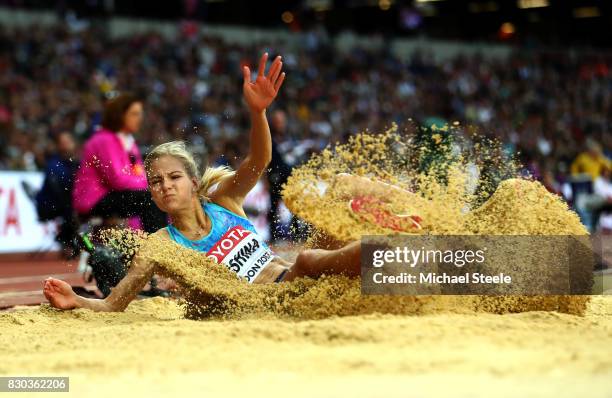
[3,127,611,397]
[1,295,611,397]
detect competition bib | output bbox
[206,226,274,283]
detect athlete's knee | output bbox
[294,249,315,272]
[342,240,361,261]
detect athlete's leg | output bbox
[282,240,361,281]
[331,173,419,203]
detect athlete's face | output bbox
[147,155,198,214]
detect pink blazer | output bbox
[72,128,148,215]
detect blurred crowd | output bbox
[0,23,611,233]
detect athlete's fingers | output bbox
[257,52,268,78]
[49,279,63,292]
[274,72,286,92]
[270,59,282,84]
[243,66,251,85]
[267,56,281,78]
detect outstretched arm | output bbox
[212,53,286,206]
[44,253,155,312]
[43,232,165,312]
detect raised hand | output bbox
[242,53,286,113]
[43,278,78,310]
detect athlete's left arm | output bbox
[212,53,286,207]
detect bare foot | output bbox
[43,278,78,310]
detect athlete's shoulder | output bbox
[208,197,248,219]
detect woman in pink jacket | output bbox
[72,93,166,233]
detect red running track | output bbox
[0,252,99,309]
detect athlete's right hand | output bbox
[43,278,78,310]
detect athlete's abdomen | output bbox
[253,258,289,283]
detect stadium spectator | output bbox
[593,168,612,232]
[35,131,79,256]
[72,93,166,233]
[570,139,612,180]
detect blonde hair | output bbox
[144,141,234,200]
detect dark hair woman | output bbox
[72,93,166,233]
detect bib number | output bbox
[206,226,274,283]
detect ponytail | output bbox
[197,166,235,200]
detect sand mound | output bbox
[464,178,586,235]
[279,128,593,317]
